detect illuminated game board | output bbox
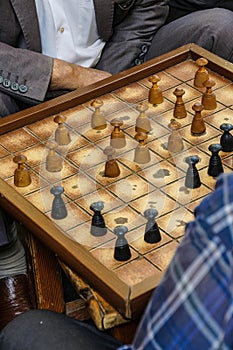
[0,44,233,319]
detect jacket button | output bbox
[134,58,143,66]
[138,52,145,59]
[3,79,11,88]
[141,45,148,54]
[11,82,19,91]
[19,84,28,93]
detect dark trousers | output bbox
[0,309,123,350]
[146,8,233,63]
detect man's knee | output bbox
[147,8,233,63]
[0,310,121,350]
[199,8,233,62]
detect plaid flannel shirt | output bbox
[118,172,233,350]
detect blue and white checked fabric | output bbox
[118,172,233,350]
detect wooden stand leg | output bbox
[22,227,65,313]
[110,319,140,344]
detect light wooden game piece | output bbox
[144,208,161,243]
[167,119,184,153]
[110,118,126,149]
[185,155,201,189]
[114,225,131,261]
[46,141,63,172]
[191,102,206,135]
[208,144,223,178]
[201,79,217,110]
[54,114,71,146]
[13,155,31,187]
[220,123,233,152]
[134,132,151,164]
[90,99,107,130]
[194,57,209,87]
[148,75,164,105]
[50,186,67,220]
[173,87,187,119]
[103,146,120,178]
[135,102,151,134]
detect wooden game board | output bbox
[0,43,233,319]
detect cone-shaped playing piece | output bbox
[90,99,107,130]
[220,123,233,152]
[167,119,184,153]
[148,75,163,105]
[13,155,31,187]
[46,141,63,172]
[184,155,201,189]
[54,114,71,145]
[144,208,161,243]
[173,87,187,119]
[50,186,67,220]
[135,102,151,133]
[114,225,131,261]
[202,79,217,110]
[103,146,120,178]
[207,144,223,178]
[194,57,209,87]
[90,201,107,236]
[110,118,126,149]
[134,132,151,164]
[191,102,206,135]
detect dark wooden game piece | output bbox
[148,75,163,105]
[113,225,131,261]
[173,87,187,119]
[50,186,67,220]
[194,57,209,87]
[46,141,63,172]
[103,146,120,178]
[90,99,107,130]
[220,123,233,152]
[201,79,217,110]
[207,144,223,178]
[144,209,161,244]
[90,201,107,236]
[13,155,31,187]
[167,119,184,153]
[135,102,151,134]
[110,118,126,149]
[191,102,206,135]
[54,114,71,146]
[185,155,201,189]
[134,132,151,164]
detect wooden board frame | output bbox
[0,43,233,319]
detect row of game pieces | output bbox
[12,116,233,188]
[12,56,233,187]
[12,54,229,187]
[46,189,162,262]
[90,201,161,262]
[88,56,232,174]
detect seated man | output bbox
[1,172,233,349]
[1,0,233,117]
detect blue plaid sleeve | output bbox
[118,173,233,350]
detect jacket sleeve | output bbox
[96,0,169,74]
[0,42,53,105]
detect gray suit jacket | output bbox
[0,0,169,105]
